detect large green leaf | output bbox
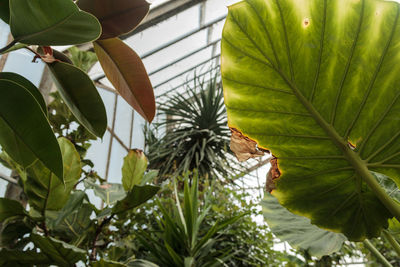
[48,61,107,137]
[122,149,148,191]
[0,72,47,114]
[9,0,101,45]
[94,38,155,122]
[31,233,86,266]
[0,79,63,178]
[261,193,346,258]
[112,185,159,214]
[78,0,149,39]
[24,137,81,212]
[0,198,26,222]
[222,0,400,240]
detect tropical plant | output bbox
[0,0,155,185]
[0,144,160,266]
[145,72,238,181]
[136,174,245,267]
[222,0,400,240]
[221,0,400,264]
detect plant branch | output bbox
[0,39,18,54]
[363,239,393,267]
[90,214,115,261]
[382,230,400,257]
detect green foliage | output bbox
[146,72,235,180]
[0,77,63,177]
[23,138,81,212]
[48,61,107,137]
[0,0,156,184]
[10,0,101,45]
[222,0,400,241]
[261,193,347,258]
[122,150,148,191]
[137,174,244,266]
[68,46,98,73]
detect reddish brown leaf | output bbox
[94,38,155,122]
[229,128,268,161]
[78,0,149,39]
[266,157,281,193]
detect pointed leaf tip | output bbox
[94,38,156,122]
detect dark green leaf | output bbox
[261,193,347,258]
[0,197,26,222]
[78,0,149,39]
[48,61,107,137]
[0,0,9,23]
[0,249,51,266]
[113,185,159,214]
[31,233,86,266]
[122,149,148,191]
[222,0,400,240]
[24,137,81,212]
[0,79,62,177]
[0,217,33,249]
[94,38,155,122]
[0,72,47,114]
[9,0,101,45]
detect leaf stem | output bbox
[363,239,393,267]
[89,214,114,261]
[0,39,18,54]
[382,230,400,257]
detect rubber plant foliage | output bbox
[222,0,400,241]
[0,0,155,179]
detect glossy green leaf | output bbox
[222,0,400,240]
[9,0,101,45]
[0,79,63,177]
[84,179,126,206]
[122,149,148,191]
[94,38,155,122]
[0,72,47,168]
[0,197,26,222]
[113,185,159,214]
[261,193,347,258]
[0,72,47,114]
[31,233,86,266]
[0,0,9,23]
[24,138,81,212]
[48,61,107,137]
[78,0,149,39]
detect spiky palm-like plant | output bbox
[145,72,237,181]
